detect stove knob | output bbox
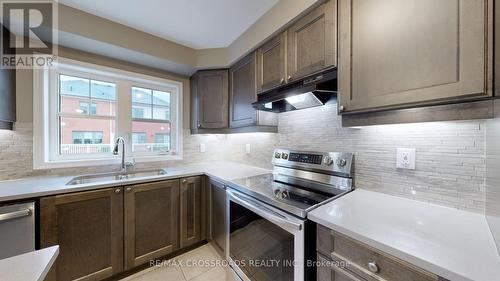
[323,156,334,166]
[281,190,289,199]
[337,158,347,167]
[275,152,281,159]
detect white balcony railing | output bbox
[132,143,170,153]
[60,144,113,155]
[60,143,170,155]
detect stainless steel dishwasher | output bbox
[0,201,35,259]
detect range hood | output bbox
[252,68,337,113]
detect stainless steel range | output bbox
[225,148,354,281]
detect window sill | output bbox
[33,154,183,170]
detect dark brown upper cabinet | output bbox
[124,180,180,270]
[40,187,124,281]
[190,69,229,130]
[0,25,16,130]
[180,176,206,248]
[338,0,492,114]
[287,0,337,81]
[229,52,258,128]
[256,32,287,93]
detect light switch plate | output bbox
[397,148,416,170]
[245,144,251,154]
[200,143,206,153]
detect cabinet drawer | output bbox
[317,225,442,281]
[317,253,364,281]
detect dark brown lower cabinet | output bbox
[180,176,206,248]
[209,178,226,257]
[124,180,180,269]
[40,187,124,281]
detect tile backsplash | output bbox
[0,103,487,213]
[276,104,486,213]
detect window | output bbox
[131,86,171,155]
[132,132,147,144]
[79,102,97,115]
[58,74,116,157]
[132,107,144,119]
[33,58,183,169]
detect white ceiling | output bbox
[59,0,278,49]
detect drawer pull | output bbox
[367,261,379,273]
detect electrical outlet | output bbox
[397,148,416,170]
[245,144,251,154]
[200,143,206,153]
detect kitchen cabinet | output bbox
[229,52,278,129]
[0,25,16,130]
[124,180,180,269]
[40,187,124,281]
[287,0,336,81]
[256,32,287,93]
[230,52,258,128]
[338,0,492,113]
[190,69,229,130]
[209,178,226,257]
[316,225,443,281]
[180,176,206,248]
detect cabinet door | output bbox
[124,180,180,269]
[0,25,15,129]
[287,0,336,81]
[40,187,124,281]
[256,32,287,93]
[180,176,206,248]
[338,0,491,113]
[209,178,226,257]
[230,52,258,128]
[195,70,229,129]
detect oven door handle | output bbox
[227,189,303,231]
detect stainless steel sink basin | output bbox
[66,169,167,185]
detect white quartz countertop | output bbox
[0,162,270,202]
[0,246,59,281]
[308,189,500,281]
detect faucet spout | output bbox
[113,137,126,172]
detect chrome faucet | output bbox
[113,137,135,173]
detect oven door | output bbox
[226,188,305,281]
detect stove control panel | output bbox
[272,148,353,177]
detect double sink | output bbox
[66,169,168,185]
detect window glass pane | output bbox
[60,117,115,155]
[59,75,90,114]
[153,90,170,120]
[132,121,170,153]
[91,80,116,116]
[132,132,147,144]
[132,87,152,119]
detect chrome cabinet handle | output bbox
[287,75,292,80]
[182,179,187,183]
[280,78,285,84]
[0,209,32,222]
[339,105,345,112]
[114,188,121,194]
[367,261,379,273]
[126,187,132,192]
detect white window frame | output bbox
[33,57,183,169]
